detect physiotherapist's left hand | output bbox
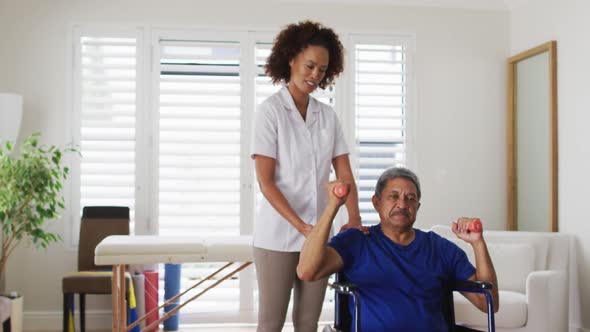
[339,222,370,235]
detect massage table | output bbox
[94,235,253,332]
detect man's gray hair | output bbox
[374,167,421,200]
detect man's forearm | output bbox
[472,240,500,312]
[297,202,339,280]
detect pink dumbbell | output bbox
[333,184,348,198]
[469,219,483,233]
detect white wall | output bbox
[511,0,590,330]
[0,0,509,330]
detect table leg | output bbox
[119,265,126,331]
[112,265,120,332]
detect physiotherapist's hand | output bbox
[452,217,484,244]
[298,223,313,237]
[339,222,370,235]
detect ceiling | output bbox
[275,0,523,11]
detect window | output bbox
[71,26,413,322]
[71,28,142,245]
[155,33,249,316]
[349,36,412,225]
[157,39,242,237]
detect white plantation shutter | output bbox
[252,41,278,226]
[254,42,281,104]
[158,39,241,237]
[157,38,243,315]
[352,41,409,224]
[74,33,139,243]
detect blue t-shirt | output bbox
[328,225,476,332]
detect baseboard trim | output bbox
[24,310,111,331]
[22,310,266,331]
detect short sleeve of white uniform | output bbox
[251,102,277,160]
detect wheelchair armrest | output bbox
[452,280,496,332]
[330,281,359,295]
[453,279,493,292]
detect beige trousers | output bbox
[253,247,329,332]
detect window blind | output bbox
[78,35,138,240]
[254,42,281,104]
[354,43,407,224]
[158,40,241,237]
[157,39,242,313]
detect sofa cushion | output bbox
[454,290,527,329]
[444,239,535,293]
[485,232,550,272]
[487,243,535,293]
[430,226,535,293]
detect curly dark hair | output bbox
[264,20,344,90]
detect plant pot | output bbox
[0,293,22,332]
[10,294,22,332]
[1,293,22,332]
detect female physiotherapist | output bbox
[250,21,362,332]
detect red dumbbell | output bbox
[469,219,483,233]
[333,184,348,198]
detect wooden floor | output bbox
[82,322,331,331]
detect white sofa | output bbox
[431,226,570,332]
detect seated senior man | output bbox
[297,167,499,332]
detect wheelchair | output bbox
[326,272,496,332]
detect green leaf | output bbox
[0,133,73,264]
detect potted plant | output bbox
[0,133,74,291]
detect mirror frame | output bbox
[507,41,558,232]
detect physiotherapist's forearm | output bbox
[258,180,307,232]
[344,180,362,226]
[333,156,361,226]
[256,156,309,234]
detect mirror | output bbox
[507,41,558,232]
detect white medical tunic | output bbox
[251,86,349,252]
